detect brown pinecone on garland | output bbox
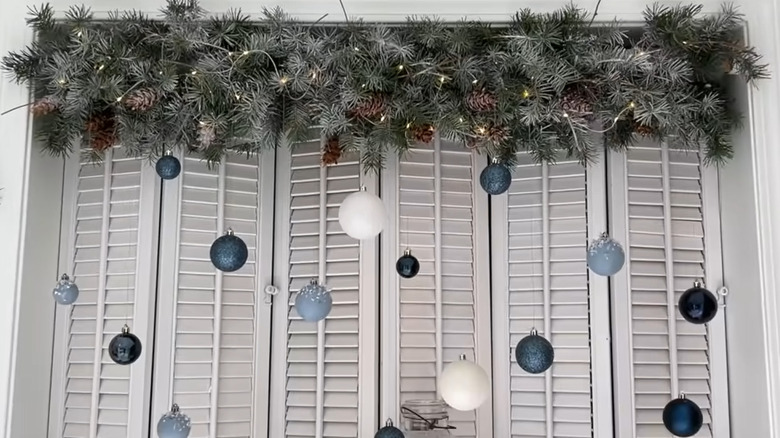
[124,88,160,112]
[635,124,654,136]
[30,96,59,116]
[321,136,342,166]
[411,124,435,144]
[486,124,510,143]
[197,123,216,150]
[85,110,117,151]
[466,90,497,113]
[560,84,595,118]
[350,93,387,119]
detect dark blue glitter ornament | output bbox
[663,394,703,437]
[375,419,405,438]
[480,159,512,195]
[108,324,142,365]
[156,151,181,180]
[396,249,420,279]
[210,228,248,272]
[678,281,718,324]
[515,329,554,374]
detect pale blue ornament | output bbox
[52,273,79,305]
[295,280,332,322]
[157,403,191,438]
[587,232,625,276]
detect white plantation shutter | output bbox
[152,151,274,438]
[380,138,493,437]
[609,141,729,438]
[49,147,158,438]
[270,134,378,438]
[490,152,611,438]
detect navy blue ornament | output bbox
[515,329,554,374]
[663,394,703,437]
[52,273,79,305]
[210,228,248,272]
[396,249,420,279]
[678,281,718,324]
[480,160,512,195]
[375,419,404,438]
[109,324,142,365]
[295,280,333,322]
[155,151,181,180]
[587,232,625,276]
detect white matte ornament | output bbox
[338,187,386,240]
[439,354,490,411]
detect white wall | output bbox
[1,1,780,437]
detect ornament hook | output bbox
[530,327,538,336]
[679,392,686,399]
[225,228,234,236]
[403,248,412,256]
[385,418,394,427]
[121,324,130,334]
[164,150,173,156]
[693,279,704,288]
[459,353,467,361]
[60,273,70,281]
[170,403,180,413]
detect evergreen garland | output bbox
[1,0,768,170]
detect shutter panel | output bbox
[490,153,597,438]
[381,138,493,437]
[609,141,729,437]
[270,134,377,438]
[50,147,157,437]
[152,151,272,438]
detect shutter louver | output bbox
[55,148,152,438]
[389,138,491,437]
[164,153,262,438]
[492,152,594,438]
[624,143,715,437]
[271,134,376,438]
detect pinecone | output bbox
[469,124,509,149]
[321,136,342,166]
[349,93,387,119]
[85,110,117,151]
[124,88,160,112]
[560,84,595,118]
[466,90,497,113]
[486,124,510,143]
[635,124,654,136]
[411,124,435,144]
[197,123,216,150]
[30,96,59,116]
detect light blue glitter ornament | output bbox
[52,273,79,305]
[157,403,191,438]
[295,279,332,322]
[480,158,512,195]
[155,151,181,180]
[587,232,625,277]
[210,228,248,272]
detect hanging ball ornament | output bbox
[678,280,719,324]
[515,328,555,374]
[157,403,192,438]
[439,354,491,411]
[338,186,386,240]
[108,324,142,365]
[295,279,333,322]
[52,273,79,305]
[374,418,405,438]
[396,249,420,279]
[663,393,703,437]
[480,158,512,195]
[587,232,626,276]
[155,150,181,180]
[210,228,248,272]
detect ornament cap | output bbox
[679,392,686,399]
[459,353,467,361]
[164,150,173,156]
[225,228,234,236]
[170,403,180,413]
[60,273,70,281]
[530,327,538,336]
[121,324,130,334]
[693,279,703,288]
[385,418,394,427]
[404,248,412,256]
[491,156,501,164]
[600,231,609,239]
[309,278,319,285]
[360,185,367,192]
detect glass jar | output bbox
[400,399,450,436]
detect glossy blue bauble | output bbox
[375,419,405,438]
[109,325,142,365]
[396,250,420,279]
[295,281,332,322]
[678,282,718,324]
[663,397,703,437]
[52,273,79,305]
[515,331,554,374]
[587,233,625,276]
[480,162,512,195]
[210,230,248,272]
[157,404,191,438]
[155,154,181,180]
